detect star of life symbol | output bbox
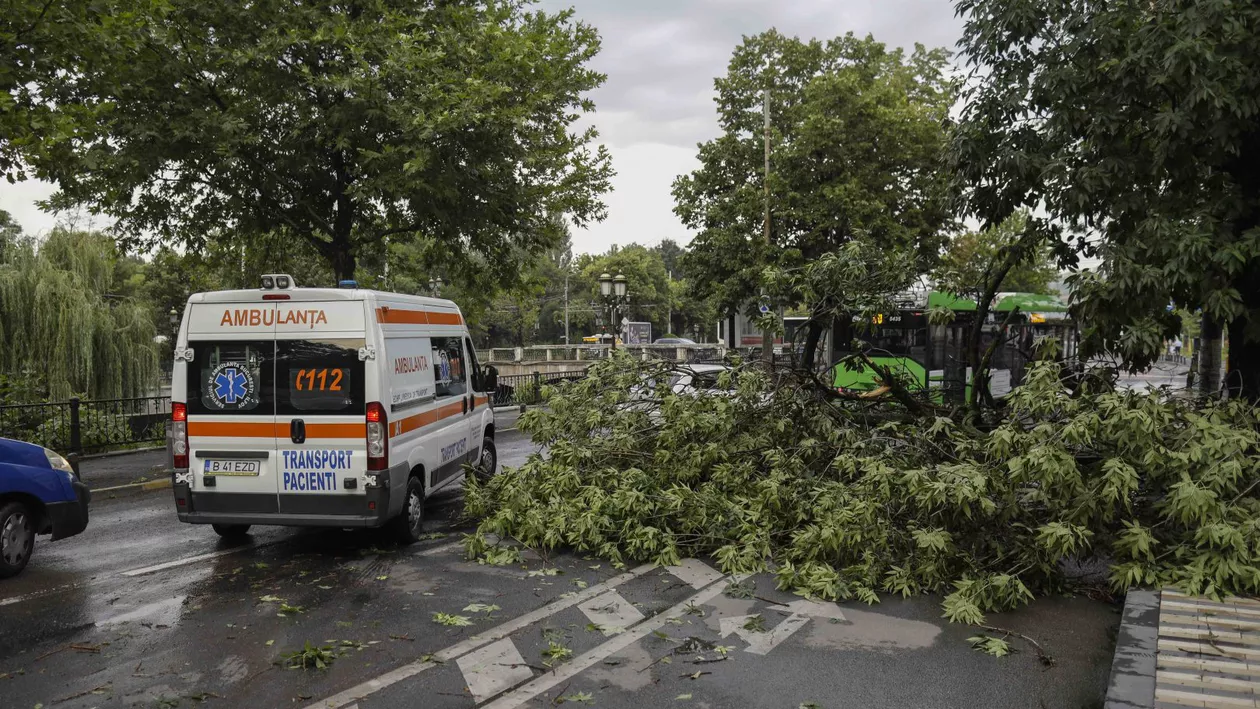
[214,367,248,404]
[206,362,255,408]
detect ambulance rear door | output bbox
[185,303,279,513]
[273,300,371,517]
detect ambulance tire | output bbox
[391,476,424,545]
[475,435,497,482]
[212,524,251,539]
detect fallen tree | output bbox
[465,354,1260,622]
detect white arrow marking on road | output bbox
[455,638,534,703]
[720,613,810,655]
[579,590,645,635]
[665,559,724,589]
[784,598,847,622]
[718,600,846,655]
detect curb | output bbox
[1103,588,1158,709]
[92,477,172,494]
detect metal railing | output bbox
[0,395,171,457]
[493,370,587,407]
[484,344,727,363]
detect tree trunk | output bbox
[1225,315,1260,401]
[801,320,824,373]
[331,249,356,283]
[1199,316,1223,398]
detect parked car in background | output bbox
[0,437,90,578]
[653,337,696,345]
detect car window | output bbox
[465,337,483,393]
[431,337,467,398]
[187,341,273,415]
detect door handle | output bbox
[462,396,468,415]
[291,419,306,444]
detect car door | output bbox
[185,305,279,513]
[427,335,474,491]
[273,301,369,516]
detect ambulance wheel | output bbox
[212,524,251,539]
[391,476,424,544]
[475,435,498,482]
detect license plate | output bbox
[204,460,261,476]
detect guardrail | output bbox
[0,395,171,458]
[493,370,587,407]
[483,344,727,363]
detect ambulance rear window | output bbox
[187,341,273,415]
[277,339,366,415]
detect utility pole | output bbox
[666,270,672,336]
[564,269,570,345]
[761,87,774,365]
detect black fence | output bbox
[493,371,587,407]
[0,396,171,457]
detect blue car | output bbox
[0,437,90,578]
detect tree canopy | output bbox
[935,212,1060,298]
[0,214,158,400]
[675,31,956,323]
[6,0,613,281]
[952,0,1260,397]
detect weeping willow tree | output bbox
[0,225,159,401]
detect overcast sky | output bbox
[0,0,965,255]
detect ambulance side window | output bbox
[187,341,273,415]
[431,337,467,398]
[465,338,483,392]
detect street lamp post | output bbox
[428,276,444,297]
[598,272,630,351]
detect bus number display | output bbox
[293,368,344,392]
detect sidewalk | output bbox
[1106,588,1260,708]
[78,448,169,490]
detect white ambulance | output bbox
[168,275,498,543]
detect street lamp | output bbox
[428,276,444,297]
[597,272,629,350]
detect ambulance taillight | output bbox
[366,402,388,471]
[172,402,189,469]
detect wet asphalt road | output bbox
[0,425,1120,709]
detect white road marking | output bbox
[119,541,279,577]
[480,578,730,709]
[303,563,658,709]
[455,638,533,703]
[95,595,186,627]
[784,598,847,622]
[413,539,464,558]
[0,582,82,607]
[665,558,723,589]
[719,613,811,655]
[578,590,645,635]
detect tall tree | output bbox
[953,0,1260,398]
[0,226,158,399]
[7,0,613,282]
[674,31,956,370]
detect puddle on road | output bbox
[95,595,186,627]
[801,606,941,654]
[217,654,250,684]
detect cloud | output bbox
[539,0,965,253]
[0,179,58,237]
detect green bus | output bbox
[829,292,1075,399]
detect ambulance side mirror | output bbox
[482,366,498,394]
